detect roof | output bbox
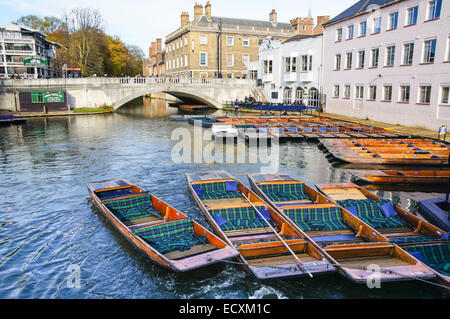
[325,0,400,26]
[1,23,47,37]
[282,33,322,44]
[196,15,292,30]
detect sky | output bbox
[0,0,358,56]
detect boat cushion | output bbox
[259,183,310,202]
[213,214,228,227]
[225,181,238,192]
[133,218,208,255]
[256,208,271,222]
[337,199,407,229]
[193,182,242,200]
[210,205,272,231]
[283,206,348,231]
[409,251,426,263]
[345,206,358,216]
[390,236,442,245]
[104,194,156,221]
[380,202,398,218]
[403,243,450,276]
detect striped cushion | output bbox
[133,218,208,254]
[390,236,441,245]
[104,194,155,221]
[403,244,450,276]
[284,206,348,231]
[260,183,310,202]
[193,182,242,200]
[337,199,407,229]
[210,206,271,231]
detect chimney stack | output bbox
[205,1,212,20]
[156,38,162,52]
[151,42,156,56]
[194,2,203,20]
[269,9,277,25]
[181,11,189,27]
[313,15,330,35]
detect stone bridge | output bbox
[0,77,264,111]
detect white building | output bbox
[0,24,62,79]
[322,0,449,131]
[257,34,323,106]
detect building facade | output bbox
[143,38,165,77]
[322,0,449,130]
[0,24,62,79]
[165,2,295,79]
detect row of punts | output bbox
[87,171,449,287]
[0,114,26,125]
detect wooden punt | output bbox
[419,198,450,232]
[87,179,239,272]
[315,182,449,286]
[179,104,209,112]
[349,169,450,184]
[186,170,336,280]
[247,173,436,284]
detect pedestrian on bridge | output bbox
[234,99,239,116]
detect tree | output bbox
[13,15,63,33]
[126,45,145,76]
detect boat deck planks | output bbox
[164,244,217,260]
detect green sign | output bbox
[43,92,64,103]
[24,57,48,67]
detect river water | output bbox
[0,97,447,299]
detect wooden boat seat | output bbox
[203,197,248,206]
[246,253,319,267]
[306,229,355,237]
[124,215,161,227]
[164,244,217,260]
[224,227,275,237]
[377,227,412,234]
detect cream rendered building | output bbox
[165,2,295,79]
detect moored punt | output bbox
[419,198,450,232]
[87,179,239,272]
[315,182,449,286]
[186,170,335,280]
[349,169,450,185]
[247,173,436,284]
[0,114,27,125]
[320,138,450,166]
[179,104,210,112]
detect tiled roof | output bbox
[325,0,400,25]
[196,15,293,30]
[283,34,322,44]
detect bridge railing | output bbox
[118,77,248,86]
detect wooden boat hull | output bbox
[419,198,450,232]
[87,179,239,272]
[248,174,437,284]
[186,171,335,280]
[349,169,450,184]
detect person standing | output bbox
[234,99,239,116]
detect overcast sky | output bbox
[0,0,357,56]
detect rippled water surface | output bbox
[0,97,448,299]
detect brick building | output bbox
[165,2,296,79]
[143,38,165,77]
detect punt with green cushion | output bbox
[403,244,450,276]
[104,194,158,222]
[133,218,208,255]
[259,183,311,202]
[209,205,272,231]
[283,206,348,232]
[390,236,444,245]
[192,181,242,200]
[336,199,408,229]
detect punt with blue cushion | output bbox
[104,194,158,222]
[403,243,450,276]
[336,199,408,229]
[283,206,348,232]
[133,218,208,255]
[192,181,242,200]
[259,183,311,202]
[209,205,273,231]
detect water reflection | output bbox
[0,97,447,299]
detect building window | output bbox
[200,35,207,45]
[407,6,418,25]
[295,88,304,104]
[388,12,398,30]
[427,0,442,20]
[399,85,410,102]
[242,38,249,46]
[383,85,393,101]
[344,85,351,98]
[423,39,437,63]
[336,28,342,41]
[418,85,432,104]
[292,57,297,72]
[263,60,273,74]
[346,52,352,69]
[441,86,449,104]
[355,86,364,99]
[184,37,188,46]
[226,53,234,67]
[285,57,291,72]
[301,55,312,71]
[359,21,367,36]
[403,43,414,65]
[335,54,341,70]
[227,36,234,46]
[371,48,379,67]
[347,25,354,39]
[373,17,382,33]
[185,54,188,67]
[358,50,365,68]
[368,85,377,100]
[283,87,292,104]
[333,85,340,98]
[200,52,207,66]
[31,92,44,103]
[243,54,249,66]
[386,45,395,66]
